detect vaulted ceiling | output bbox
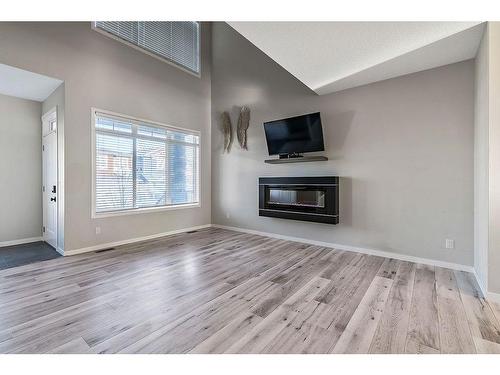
[228,22,485,95]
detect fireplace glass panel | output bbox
[267,188,325,208]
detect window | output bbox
[93,21,200,75]
[92,109,200,216]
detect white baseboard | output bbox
[55,247,65,256]
[471,269,488,297]
[0,236,43,248]
[212,224,475,273]
[214,225,500,303]
[487,292,500,304]
[64,224,212,256]
[44,221,500,303]
[487,292,500,303]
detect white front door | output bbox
[42,112,57,249]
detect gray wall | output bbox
[474,25,489,291]
[0,93,42,243]
[0,22,212,252]
[211,22,474,266]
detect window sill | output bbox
[92,202,201,219]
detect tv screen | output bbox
[263,112,324,156]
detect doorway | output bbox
[0,63,63,269]
[42,108,58,249]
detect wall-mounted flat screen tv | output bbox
[263,112,324,156]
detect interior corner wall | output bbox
[0,93,42,243]
[0,22,212,252]
[42,83,65,252]
[474,21,500,295]
[211,22,475,267]
[474,25,489,293]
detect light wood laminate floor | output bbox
[1,227,499,354]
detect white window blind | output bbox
[93,110,200,215]
[94,21,200,75]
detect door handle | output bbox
[50,197,56,202]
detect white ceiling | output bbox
[0,63,62,102]
[228,22,485,95]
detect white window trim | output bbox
[91,108,201,219]
[91,22,201,78]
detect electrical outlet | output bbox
[445,239,454,249]
[95,226,101,235]
[226,212,230,219]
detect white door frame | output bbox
[42,107,58,251]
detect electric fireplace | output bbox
[259,177,339,224]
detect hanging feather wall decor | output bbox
[237,106,251,150]
[220,111,233,153]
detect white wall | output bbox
[474,25,489,292]
[211,22,475,267]
[473,22,500,296]
[0,22,212,252]
[0,93,42,244]
[488,23,500,294]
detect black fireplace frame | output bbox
[259,176,339,224]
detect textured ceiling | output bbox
[228,22,485,95]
